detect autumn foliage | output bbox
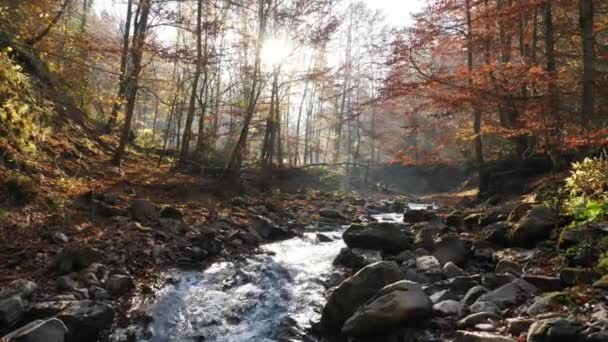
[385,0,608,166]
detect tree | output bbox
[580,0,594,127]
[113,0,152,165]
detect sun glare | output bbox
[261,38,292,68]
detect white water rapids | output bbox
[127,206,429,342]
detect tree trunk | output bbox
[107,0,134,129]
[580,0,594,128]
[26,0,72,45]
[112,0,151,165]
[466,0,486,193]
[544,1,559,163]
[222,0,271,181]
[179,0,204,164]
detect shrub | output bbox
[0,47,53,152]
[565,156,608,199]
[134,128,161,150]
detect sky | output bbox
[362,0,425,27]
[94,0,426,28]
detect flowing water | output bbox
[127,205,430,342]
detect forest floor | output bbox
[2,153,607,342]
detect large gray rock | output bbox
[511,207,558,247]
[433,300,462,316]
[333,248,381,271]
[527,318,583,342]
[320,261,403,332]
[559,268,600,286]
[53,247,102,274]
[476,279,537,309]
[251,215,293,241]
[56,300,115,342]
[522,275,564,292]
[1,318,67,342]
[526,292,569,316]
[506,317,536,336]
[462,286,489,307]
[444,261,465,278]
[0,296,25,327]
[342,222,413,253]
[0,280,37,301]
[433,234,467,266]
[455,331,515,342]
[341,281,431,336]
[129,199,158,221]
[105,274,133,296]
[403,208,436,223]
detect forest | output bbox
[0,0,608,342]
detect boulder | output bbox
[479,222,511,246]
[430,289,458,304]
[475,279,537,309]
[559,268,600,286]
[1,318,67,342]
[53,247,102,274]
[448,275,482,295]
[511,207,557,247]
[403,208,436,223]
[482,273,518,290]
[506,317,536,336]
[0,280,37,301]
[56,300,115,342]
[433,234,467,266]
[332,248,377,271]
[129,199,158,221]
[558,226,607,249]
[343,222,413,253]
[316,233,333,242]
[445,211,464,227]
[319,208,349,222]
[455,331,515,342]
[526,292,570,316]
[527,318,583,342]
[433,300,462,316]
[251,215,292,241]
[416,255,441,273]
[444,261,465,278]
[521,276,564,292]
[462,286,489,307]
[341,281,431,336]
[0,296,25,327]
[105,274,133,296]
[320,261,403,332]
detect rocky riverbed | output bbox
[1,192,608,342]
